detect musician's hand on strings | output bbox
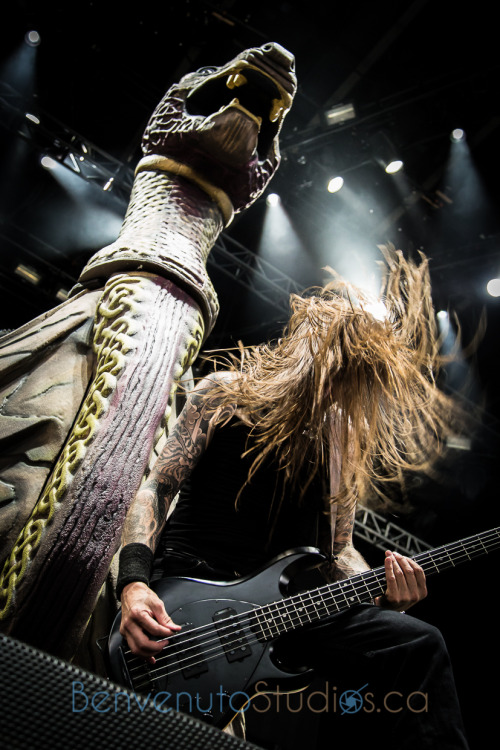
[119,582,181,663]
[375,551,427,612]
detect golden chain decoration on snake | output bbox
[0,274,203,619]
[145,313,204,481]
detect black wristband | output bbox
[116,543,154,600]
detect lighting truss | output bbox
[0,82,134,204]
[209,233,305,317]
[355,505,432,555]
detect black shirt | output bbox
[157,417,326,577]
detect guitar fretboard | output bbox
[251,527,500,641]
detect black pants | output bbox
[157,551,469,749]
[275,604,469,749]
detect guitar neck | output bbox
[252,527,500,641]
[412,526,500,577]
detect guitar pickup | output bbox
[213,608,251,663]
[175,623,209,679]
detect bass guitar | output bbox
[108,527,500,728]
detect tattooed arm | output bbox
[121,374,235,551]
[331,499,371,580]
[326,505,427,611]
[327,420,427,610]
[119,373,237,659]
[328,500,428,611]
[325,417,371,581]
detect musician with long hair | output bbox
[116,247,469,748]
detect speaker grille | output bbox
[0,634,256,749]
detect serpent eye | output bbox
[197,66,217,77]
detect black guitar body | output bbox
[109,526,500,728]
[108,548,324,728]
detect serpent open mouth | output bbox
[186,62,293,158]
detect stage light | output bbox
[25,113,40,125]
[325,103,356,127]
[451,128,465,142]
[15,264,41,284]
[25,30,41,47]
[487,278,500,297]
[437,310,448,320]
[40,155,58,170]
[327,176,344,194]
[266,193,280,206]
[371,131,403,175]
[103,177,115,191]
[385,159,403,174]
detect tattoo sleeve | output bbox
[121,379,236,551]
[323,418,370,580]
[329,499,371,581]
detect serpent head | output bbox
[140,42,297,216]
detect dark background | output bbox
[1,2,499,747]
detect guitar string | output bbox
[127,526,500,671]
[130,532,500,684]
[131,584,382,690]
[128,532,500,684]
[138,527,500,665]
[128,533,500,688]
[133,539,500,690]
[127,566,389,676]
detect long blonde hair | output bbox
[209,246,465,510]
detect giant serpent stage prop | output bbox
[0,43,296,659]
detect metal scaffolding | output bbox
[0,82,135,204]
[209,233,305,318]
[355,506,432,555]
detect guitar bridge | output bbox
[213,607,251,663]
[123,648,156,692]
